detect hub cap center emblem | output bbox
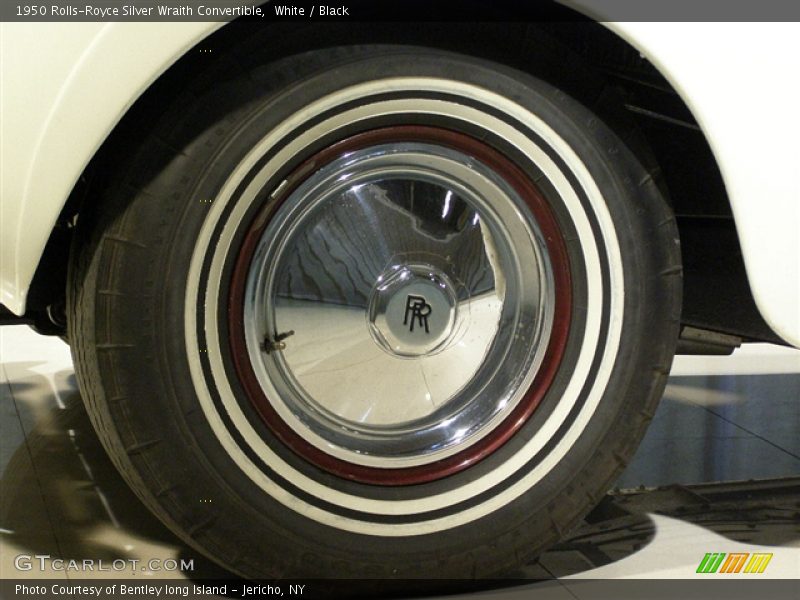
[404,294,432,333]
[368,263,459,357]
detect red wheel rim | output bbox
[227,126,571,485]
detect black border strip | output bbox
[4,579,800,600]
[4,1,800,22]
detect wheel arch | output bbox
[9,17,792,346]
[1,21,223,316]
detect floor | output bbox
[1,325,799,597]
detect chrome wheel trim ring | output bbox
[184,78,624,534]
[240,141,556,469]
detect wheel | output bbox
[68,45,681,579]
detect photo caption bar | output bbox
[2,0,800,22]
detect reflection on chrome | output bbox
[243,143,555,467]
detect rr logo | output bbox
[404,295,432,333]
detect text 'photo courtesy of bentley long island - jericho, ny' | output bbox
[1,7,799,581]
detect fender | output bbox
[0,21,222,313]
[1,20,798,345]
[604,22,800,347]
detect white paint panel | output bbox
[604,22,800,346]
[0,22,221,314]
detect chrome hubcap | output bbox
[240,134,558,471]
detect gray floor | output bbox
[617,374,800,488]
[1,325,799,593]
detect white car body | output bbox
[1,20,799,345]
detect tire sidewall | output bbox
[74,48,680,577]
